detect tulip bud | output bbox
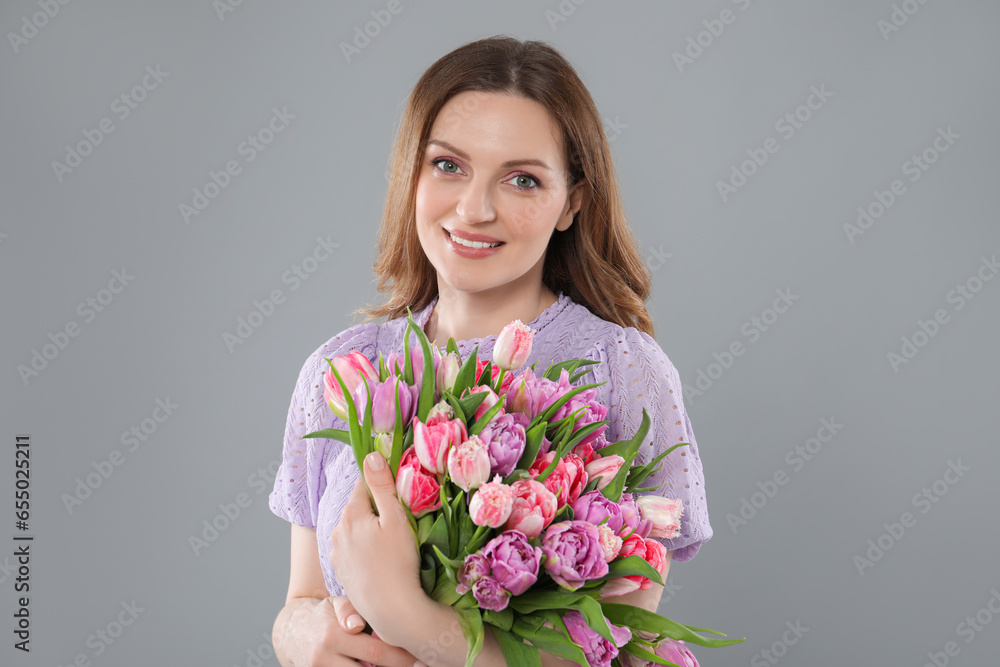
[637,496,684,540]
[447,435,491,492]
[323,352,378,422]
[493,320,535,371]
[584,455,626,491]
[436,351,461,393]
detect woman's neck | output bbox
[423,285,559,347]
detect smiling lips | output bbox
[445,228,504,249]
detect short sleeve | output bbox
[600,327,713,562]
[268,324,377,528]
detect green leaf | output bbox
[600,603,746,648]
[490,625,541,667]
[514,421,548,472]
[482,607,514,632]
[301,427,352,445]
[512,617,589,665]
[469,397,504,436]
[404,314,438,422]
[325,360,366,475]
[423,514,449,554]
[416,514,436,544]
[626,442,689,490]
[588,554,664,587]
[452,345,481,399]
[532,382,602,429]
[602,409,651,503]
[457,390,488,420]
[419,551,436,596]
[620,641,683,667]
[446,338,461,356]
[444,392,467,423]
[390,389,404,478]
[454,607,485,667]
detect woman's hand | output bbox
[330,451,426,643]
[276,594,422,666]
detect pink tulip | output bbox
[447,435,491,492]
[413,414,467,475]
[436,350,462,394]
[323,352,378,422]
[395,447,442,518]
[493,320,535,371]
[585,455,625,491]
[505,479,558,539]
[596,524,623,563]
[599,533,646,598]
[637,496,684,540]
[469,475,515,528]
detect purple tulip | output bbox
[478,412,527,476]
[384,345,441,400]
[456,552,491,594]
[471,575,510,612]
[481,530,542,596]
[618,492,652,539]
[352,375,418,433]
[572,490,625,535]
[540,520,609,590]
[503,367,573,419]
[620,637,700,667]
[562,609,631,667]
[552,386,609,447]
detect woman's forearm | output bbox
[394,595,577,667]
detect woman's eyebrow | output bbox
[426,139,553,171]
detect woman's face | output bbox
[414,90,582,298]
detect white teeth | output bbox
[449,232,501,249]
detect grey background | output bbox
[2,0,998,665]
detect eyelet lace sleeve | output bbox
[597,326,713,562]
[268,325,376,528]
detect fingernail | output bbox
[366,451,385,471]
[414,662,428,667]
[346,613,364,630]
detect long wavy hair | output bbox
[354,35,655,337]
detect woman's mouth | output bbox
[445,229,504,249]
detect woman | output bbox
[269,35,712,666]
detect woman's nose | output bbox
[455,178,496,223]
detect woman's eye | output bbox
[507,174,540,190]
[431,158,463,174]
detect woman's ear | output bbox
[557,181,585,232]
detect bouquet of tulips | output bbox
[304,311,743,666]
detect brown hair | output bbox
[354,34,655,337]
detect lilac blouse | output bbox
[269,291,713,598]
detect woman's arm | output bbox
[272,524,422,667]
